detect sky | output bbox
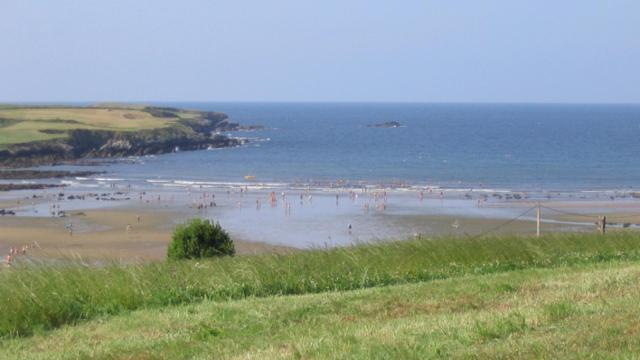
[1,1,639,103]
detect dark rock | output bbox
[0,209,16,216]
[0,184,61,192]
[367,121,402,128]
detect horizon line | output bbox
[1,100,639,106]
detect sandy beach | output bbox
[0,207,294,263]
[2,182,640,264]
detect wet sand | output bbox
[0,208,294,262]
[2,185,640,263]
[385,214,574,237]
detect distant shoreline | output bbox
[0,105,248,167]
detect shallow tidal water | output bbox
[4,102,640,247]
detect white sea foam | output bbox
[146,179,170,184]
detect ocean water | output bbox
[88,102,640,191]
[7,102,640,247]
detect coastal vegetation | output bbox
[2,231,640,356]
[4,260,640,359]
[0,105,243,167]
[167,219,235,260]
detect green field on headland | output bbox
[0,105,241,166]
[0,105,197,145]
[2,232,640,358]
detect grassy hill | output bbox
[3,261,638,359]
[0,106,201,146]
[1,232,640,358]
[0,105,240,166]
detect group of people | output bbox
[3,242,37,267]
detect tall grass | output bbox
[1,232,639,337]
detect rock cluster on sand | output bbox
[0,184,61,192]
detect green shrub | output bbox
[167,219,235,260]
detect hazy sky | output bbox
[1,1,638,103]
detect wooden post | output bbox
[597,216,607,234]
[597,216,602,234]
[536,202,541,238]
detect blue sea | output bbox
[9,102,640,246]
[90,102,640,192]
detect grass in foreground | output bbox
[1,232,640,338]
[2,260,640,359]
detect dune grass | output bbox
[1,232,640,339]
[2,259,640,359]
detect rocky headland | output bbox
[0,106,250,167]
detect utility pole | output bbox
[536,202,541,238]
